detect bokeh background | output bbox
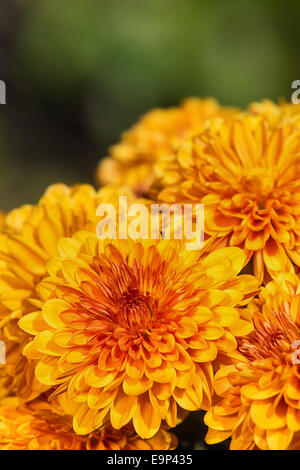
[1,0,299,449]
[1,0,300,210]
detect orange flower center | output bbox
[119,288,154,329]
[64,254,180,343]
[239,310,300,363]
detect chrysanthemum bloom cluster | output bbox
[96,98,239,196]
[0,397,177,450]
[204,274,300,450]
[2,97,300,450]
[0,174,258,448]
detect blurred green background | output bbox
[0,0,299,211]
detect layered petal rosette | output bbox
[158,114,300,281]
[205,274,300,450]
[19,236,258,438]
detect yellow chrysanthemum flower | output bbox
[158,114,300,282]
[0,397,177,450]
[19,235,258,438]
[205,274,300,450]
[248,99,300,127]
[0,183,136,400]
[96,98,239,196]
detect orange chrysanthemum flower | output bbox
[96,98,239,196]
[19,236,258,438]
[158,114,300,281]
[205,274,300,450]
[0,397,177,450]
[0,183,136,400]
